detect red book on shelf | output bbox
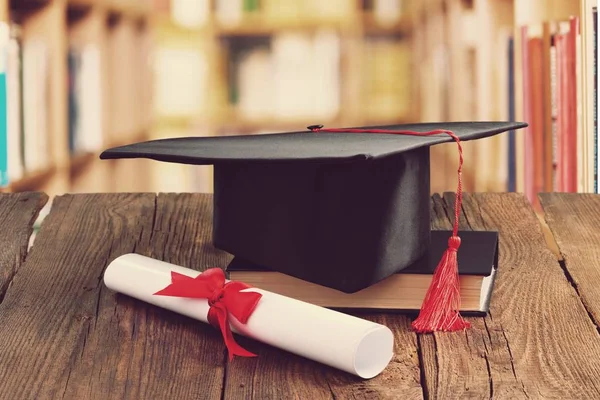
[556,32,564,192]
[529,37,545,203]
[565,17,579,192]
[556,17,580,193]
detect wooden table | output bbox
[1,192,599,399]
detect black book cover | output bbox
[227,229,499,277]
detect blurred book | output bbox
[3,24,53,184]
[227,30,341,122]
[171,0,210,28]
[22,36,50,174]
[153,47,208,117]
[68,44,103,156]
[6,23,23,184]
[362,37,411,122]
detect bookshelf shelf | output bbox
[214,18,356,36]
[8,165,57,192]
[67,0,95,7]
[9,0,50,11]
[215,113,344,134]
[362,14,412,35]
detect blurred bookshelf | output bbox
[0,0,153,197]
[146,0,419,194]
[0,0,597,209]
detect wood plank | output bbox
[433,192,600,398]
[0,192,48,300]
[0,193,227,399]
[539,193,600,327]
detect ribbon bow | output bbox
[153,268,262,360]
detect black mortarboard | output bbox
[100,121,527,333]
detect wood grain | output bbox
[0,192,48,300]
[451,192,600,399]
[540,193,600,328]
[0,193,228,399]
[223,309,423,400]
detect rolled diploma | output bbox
[104,253,394,379]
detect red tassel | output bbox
[309,125,470,333]
[411,236,470,332]
[411,134,470,333]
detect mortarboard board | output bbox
[100,121,527,333]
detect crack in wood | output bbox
[220,348,228,400]
[0,280,10,305]
[432,333,440,398]
[325,378,337,400]
[416,335,429,400]
[499,325,517,380]
[557,257,600,335]
[81,323,91,360]
[482,317,493,346]
[474,195,490,230]
[0,193,49,306]
[131,313,137,341]
[150,195,158,243]
[483,352,493,399]
[18,195,49,266]
[479,329,494,400]
[61,366,73,400]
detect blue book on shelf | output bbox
[507,36,516,192]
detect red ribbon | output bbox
[153,268,262,360]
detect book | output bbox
[227,230,499,315]
[0,22,9,188]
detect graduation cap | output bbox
[100,121,527,333]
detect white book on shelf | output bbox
[22,38,49,172]
[271,32,314,120]
[581,0,597,192]
[6,26,22,181]
[215,0,243,26]
[238,47,272,120]
[153,47,208,117]
[171,0,210,28]
[374,0,404,25]
[311,30,340,121]
[76,45,103,152]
